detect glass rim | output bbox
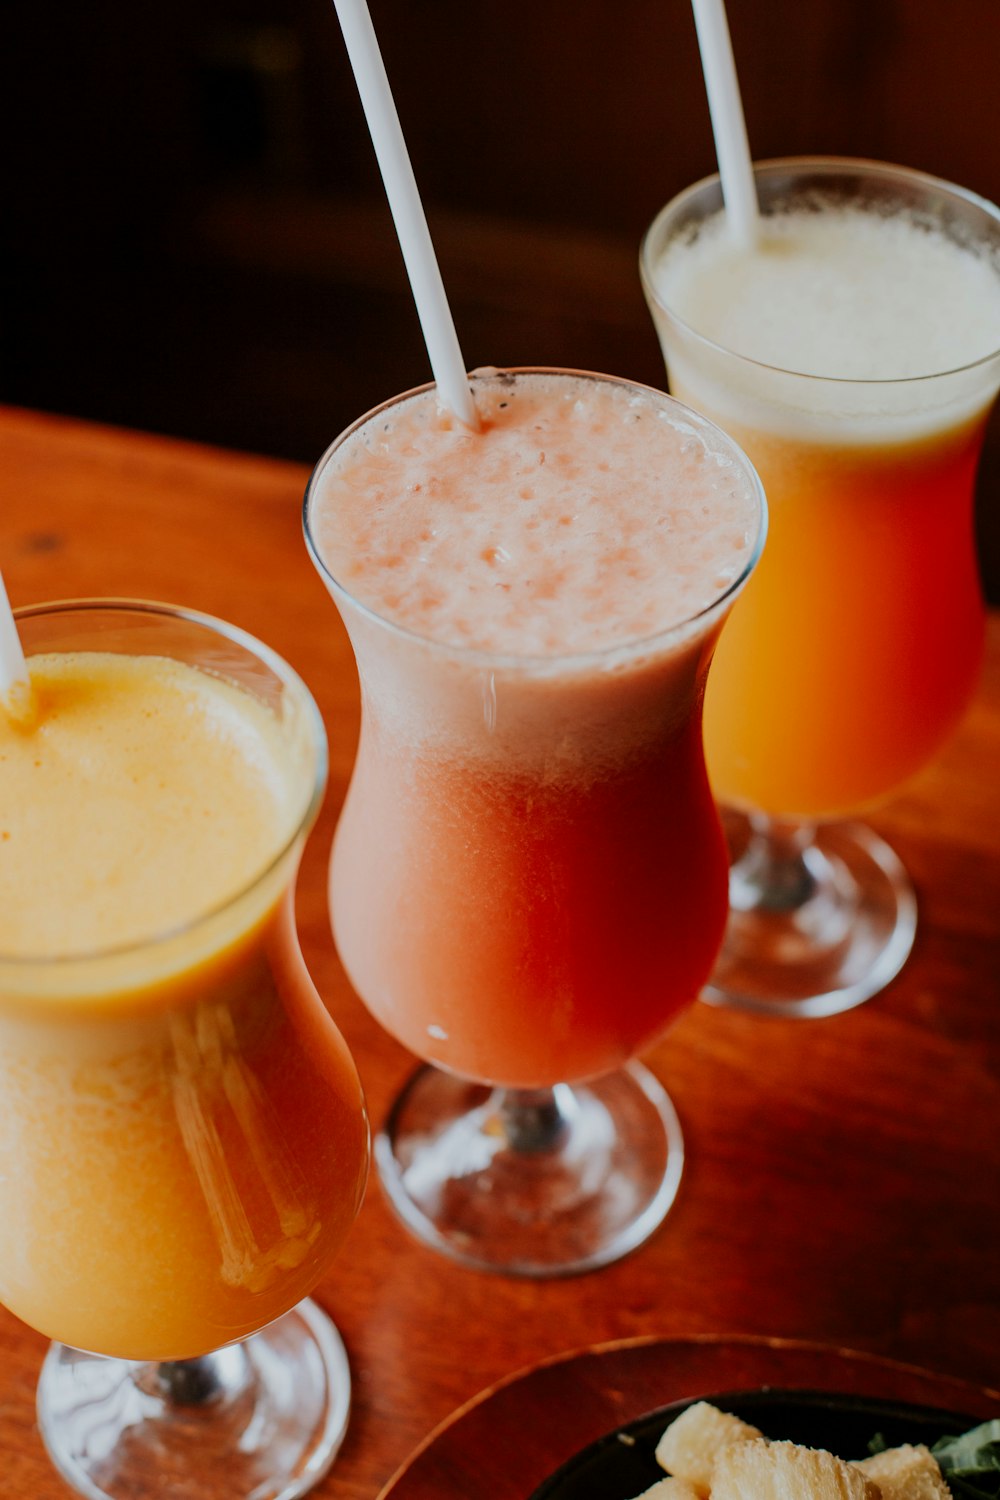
[0,597,328,971]
[302,366,768,671]
[639,154,1000,388]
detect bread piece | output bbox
[654,1402,765,1494]
[712,1438,882,1500]
[854,1445,951,1500]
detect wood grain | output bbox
[1,405,999,1498]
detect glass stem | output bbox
[497,1085,574,1153]
[134,1345,251,1407]
[730,813,820,915]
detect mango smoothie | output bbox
[0,615,368,1362]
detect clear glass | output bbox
[304,368,766,1274]
[641,158,1000,1017]
[0,601,370,1499]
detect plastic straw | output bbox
[691,0,759,247]
[331,0,479,430]
[0,570,32,723]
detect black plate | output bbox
[529,1388,980,1500]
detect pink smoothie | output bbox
[308,369,764,1086]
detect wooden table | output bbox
[1,404,999,1498]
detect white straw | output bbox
[0,570,31,716]
[691,0,759,247]
[331,0,479,430]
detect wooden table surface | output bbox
[1,404,999,1498]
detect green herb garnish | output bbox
[931,1421,1000,1500]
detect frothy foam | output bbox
[310,372,761,658]
[653,202,1000,381]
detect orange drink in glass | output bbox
[642,159,1000,1016]
[305,368,766,1275]
[0,601,369,1500]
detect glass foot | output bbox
[375,1060,684,1276]
[36,1300,351,1500]
[703,812,917,1018]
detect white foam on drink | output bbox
[653,202,1000,380]
[311,372,760,658]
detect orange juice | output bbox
[306,369,765,1088]
[0,635,368,1362]
[693,405,988,817]
[643,161,1000,820]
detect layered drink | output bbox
[641,157,1000,1016]
[643,158,1000,819]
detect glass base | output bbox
[703,813,917,1018]
[375,1060,684,1277]
[36,1300,351,1500]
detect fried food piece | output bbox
[630,1480,704,1500]
[712,1438,882,1500]
[854,1445,951,1500]
[654,1402,765,1494]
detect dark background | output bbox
[4,0,1000,594]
